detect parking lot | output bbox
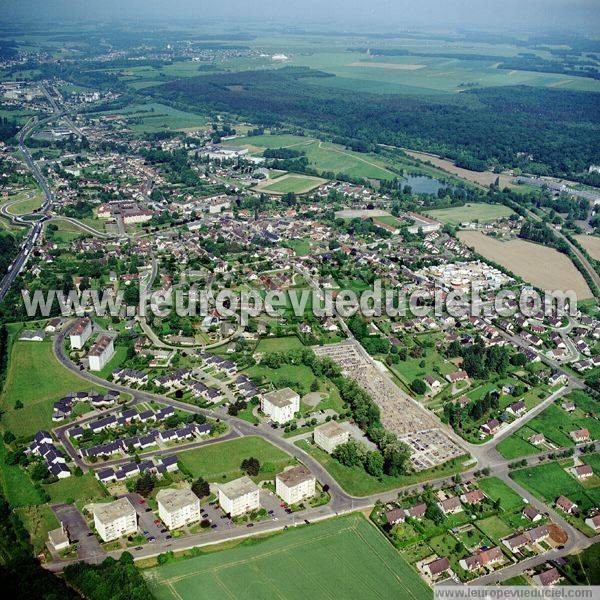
[52,503,105,561]
[122,492,171,545]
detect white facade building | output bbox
[261,387,300,424]
[93,497,137,542]
[218,476,260,517]
[88,334,115,371]
[313,421,349,454]
[156,488,201,530]
[70,317,92,349]
[276,465,316,505]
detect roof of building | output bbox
[262,387,299,408]
[93,497,135,524]
[218,475,259,499]
[48,526,69,548]
[276,465,314,488]
[314,420,348,439]
[156,488,199,512]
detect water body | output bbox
[403,175,447,195]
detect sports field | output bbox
[254,173,327,195]
[144,513,431,600]
[426,203,514,225]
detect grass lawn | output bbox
[244,363,317,396]
[178,436,296,484]
[94,345,129,379]
[296,439,466,497]
[0,340,106,438]
[510,462,600,514]
[496,435,540,460]
[43,472,108,507]
[255,336,305,354]
[475,515,513,544]
[478,477,525,512]
[15,504,60,554]
[0,443,44,508]
[425,203,514,225]
[144,513,431,600]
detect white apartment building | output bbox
[261,387,300,424]
[313,421,349,454]
[276,465,316,505]
[93,497,137,542]
[70,317,92,349]
[88,334,115,371]
[218,476,260,517]
[156,488,201,530]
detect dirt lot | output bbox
[575,234,600,261]
[404,149,515,189]
[458,230,593,299]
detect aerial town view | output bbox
[0,0,599,598]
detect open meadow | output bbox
[575,235,600,261]
[426,203,514,225]
[0,340,106,437]
[457,230,593,298]
[144,513,431,600]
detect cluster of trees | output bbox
[151,66,600,177]
[0,117,17,142]
[241,457,261,477]
[63,553,150,600]
[263,147,305,160]
[446,338,510,379]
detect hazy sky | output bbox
[3,0,600,34]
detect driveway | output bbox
[122,492,170,544]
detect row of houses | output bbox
[26,431,71,479]
[72,405,175,437]
[95,454,179,485]
[81,422,211,460]
[53,389,120,421]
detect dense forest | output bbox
[150,67,599,177]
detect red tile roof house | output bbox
[385,508,405,525]
[481,419,501,436]
[570,428,591,443]
[460,489,486,505]
[585,514,600,532]
[534,567,562,587]
[446,370,469,384]
[459,546,504,572]
[405,503,427,520]
[438,496,463,515]
[571,465,593,480]
[556,495,579,515]
[423,557,451,579]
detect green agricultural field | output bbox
[144,513,431,600]
[178,436,296,483]
[425,203,514,225]
[496,435,540,460]
[0,340,106,437]
[98,102,206,133]
[255,173,327,195]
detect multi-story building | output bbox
[218,476,260,517]
[313,421,349,454]
[275,465,316,505]
[93,497,137,542]
[88,334,115,371]
[70,317,92,349]
[261,387,299,424]
[156,488,201,530]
